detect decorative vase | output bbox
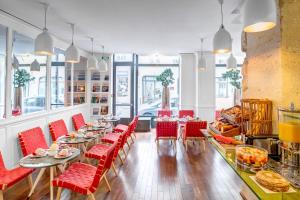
[234,88,241,106]
[162,86,170,109]
[14,87,22,110]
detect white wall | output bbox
[179,53,196,110]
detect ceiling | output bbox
[0,0,246,56]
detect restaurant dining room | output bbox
[0,0,299,199]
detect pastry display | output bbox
[256,170,290,192]
[213,134,243,145]
[236,145,268,172]
[209,118,241,137]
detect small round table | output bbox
[19,148,80,200]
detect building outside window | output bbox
[11,31,47,115]
[0,25,7,119]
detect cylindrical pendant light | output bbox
[213,0,232,54]
[65,23,80,63]
[35,3,53,55]
[198,38,206,71]
[244,0,276,33]
[227,53,237,69]
[98,45,108,72]
[88,37,98,70]
[30,59,40,71]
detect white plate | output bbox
[54,152,72,159]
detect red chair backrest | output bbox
[132,116,139,131]
[90,153,108,192]
[104,142,117,170]
[156,121,178,139]
[72,113,86,131]
[112,134,123,162]
[18,127,49,156]
[158,110,172,117]
[49,119,68,141]
[184,121,207,138]
[179,110,194,118]
[120,128,129,148]
[0,151,6,170]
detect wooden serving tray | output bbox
[209,122,241,137]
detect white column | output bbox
[45,56,52,111]
[179,53,197,111]
[195,51,216,122]
[70,63,74,106]
[5,27,12,118]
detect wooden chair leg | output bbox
[56,187,62,200]
[130,135,134,143]
[173,139,177,152]
[27,174,33,189]
[112,162,118,176]
[133,132,136,138]
[118,153,124,165]
[202,139,206,151]
[185,140,188,151]
[87,193,96,200]
[126,140,131,148]
[0,190,4,200]
[122,147,127,157]
[103,173,111,191]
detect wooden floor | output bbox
[5,130,246,200]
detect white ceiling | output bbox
[0,0,246,56]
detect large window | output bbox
[137,55,179,117]
[51,48,66,109]
[12,32,47,115]
[0,25,7,119]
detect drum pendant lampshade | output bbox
[98,45,108,72]
[227,53,237,69]
[65,23,80,63]
[30,59,40,71]
[213,0,232,54]
[243,0,276,32]
[88,37,99,70]
[35,3,53,55]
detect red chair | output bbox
[85,135,121,177]
[0,151,33,199]
[155,121,178,150]
[182,121,207,151]
[179,110,194,118]
[101,128,130,164]
[18,127,49,156]
[49,119,68,142]
[53,153,110,200]
[72,113,86,131]
[157,110,172,117]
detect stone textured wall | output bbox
[242,0,300,133]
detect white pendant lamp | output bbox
[88,37,98,70]
[65,23,80,63]
[35,3,53,56]
[12,55,19,69]
[227,53,237,70]
[198,38,206,71]
[243,0,276,33]
[98,45,108,72]
[213,0,232,54]
[30,59,40,71]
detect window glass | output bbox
[137,64,179,117]
[51,48,66,109]
[114,54,133,62]
[0,25,6,119]
[139,54,179,65]
[65,56,87,106]
[12,31,47,115]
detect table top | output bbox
[209,137,300,200]
[19,148,80,169]
[57,135,95,144]
[154,117,201,122]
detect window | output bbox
[0,25,7,119]
[137,55,179,117]
[11,31,47,115]
[51,48,66,109]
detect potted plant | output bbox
[13,69,35,112]
[222,69,242,105]
[156,68,175,109]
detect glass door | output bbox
[113,54,136,121]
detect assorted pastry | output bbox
[236,145,268,170]
[210,118,240,134]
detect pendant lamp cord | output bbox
[43,3,49,30]
[219,0,224,27]
[102,45,104,60]
[200,38,204,58]
[91,37,94,56]
[70,23,75,45]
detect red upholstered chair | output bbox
[53,153,110,200]
[155,121,178,150]
[18,127,49,156]
[49,119,68,142]
[101,128,130,164]
[85,135,121,177]
[72,113,86,131]
[182,121,207,151]
[157,110,172,117]
[179,110,194,118]
[0,151,33,199]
